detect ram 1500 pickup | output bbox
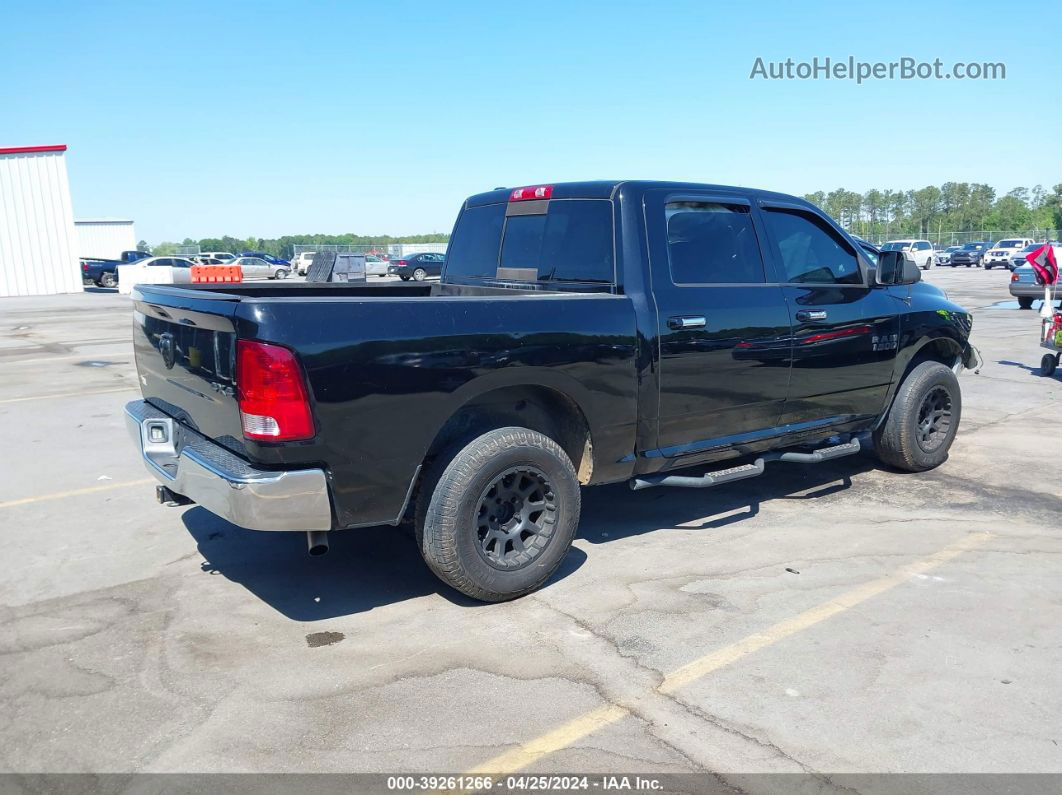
[125,180,980,601]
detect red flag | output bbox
[1027,243,1059,286]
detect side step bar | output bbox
[629,437,861,491]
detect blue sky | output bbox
[3,0,1059,242]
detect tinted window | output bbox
[499,200,613,282]
[914,241,930,250]
[999,240,1023,247]
[665,202,765,284]
[445,203,506,278]
[763,209,862,284]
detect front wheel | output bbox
[874,361,961,472]
[416,427,581,602]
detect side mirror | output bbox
[876,250,922,285]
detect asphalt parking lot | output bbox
[1,269,1060,782]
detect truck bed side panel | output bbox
[235,294,639,528]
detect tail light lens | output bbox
[236,340,314,441]
[1011,272,1020,282]
[396,260,407,266]
[81,263,88,271]
[510,185,553,201]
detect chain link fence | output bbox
[855,229,1061,247]
[292,242,448,258]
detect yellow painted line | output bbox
[0,478,155,509]
[464,531,991,776]
[0,386,135,405]
[463,705,628,777]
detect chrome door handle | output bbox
[796,310,828,322]
[668,315,707,330]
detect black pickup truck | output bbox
[125,181,980,601]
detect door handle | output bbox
[668,315,707,330]
[796,310,828,322]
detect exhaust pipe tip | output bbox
[307,530,329,556]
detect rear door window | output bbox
[665,201,766,284]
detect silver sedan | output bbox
[231,256,291,280]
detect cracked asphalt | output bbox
[0,271,1059,784]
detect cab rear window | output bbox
[445,199,614,283]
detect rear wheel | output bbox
[413,267,427,281]
[273,269,287,280]
[1042,354,1058,377]
[100,272,118,288]
[874,361,961,472]
[1018,296,1034,310]
[400,275,410,281]
[416,426,581,602]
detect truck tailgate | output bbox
[132,288,246,453]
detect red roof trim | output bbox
[0,145,68,156]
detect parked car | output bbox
[122,257,197,284]
[80,250,151,287]
[881,239,935,270]
[240,252,291,266]
[1009,244,1062,309]
[1009,242,1049,271]
[294,252,316,275]
[199,251,237,262]
[948,242,993,268]
[125,180,980,602]
[189,256,226,265]
[984,238,1034,270]
[364,254,390,276]
[231,256,291,280]
[387,252,445,280]
[935,245,962,266]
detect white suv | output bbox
[881,239,935,270]
[294,252,317,275]
[983,238,1034,270]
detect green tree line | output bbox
[803,183,1062,241]
[141,232,450,258]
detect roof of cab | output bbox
[463,180,813,209]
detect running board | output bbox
[629,437,862,491]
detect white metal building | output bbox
[76,218,136,260]
[0,145,82,297]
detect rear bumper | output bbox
[124,400,333,531]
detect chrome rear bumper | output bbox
[125,400,332,531]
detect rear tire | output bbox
[413,268,427,281]
[273,269,287,280]
[400,275,410,281]
[100,272,118,288]
[1042,354,1058,377]
[874,361,961,472]
[1018,296,1034,310]
[416,427,581,602]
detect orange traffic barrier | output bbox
[191,265,243,284]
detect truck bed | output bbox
[131,281,639,529]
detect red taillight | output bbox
[509,185,553,201]
[81,263,88,271]
[395,260,407,266]
[236,340,314,441]
[1011,273,1020,282]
